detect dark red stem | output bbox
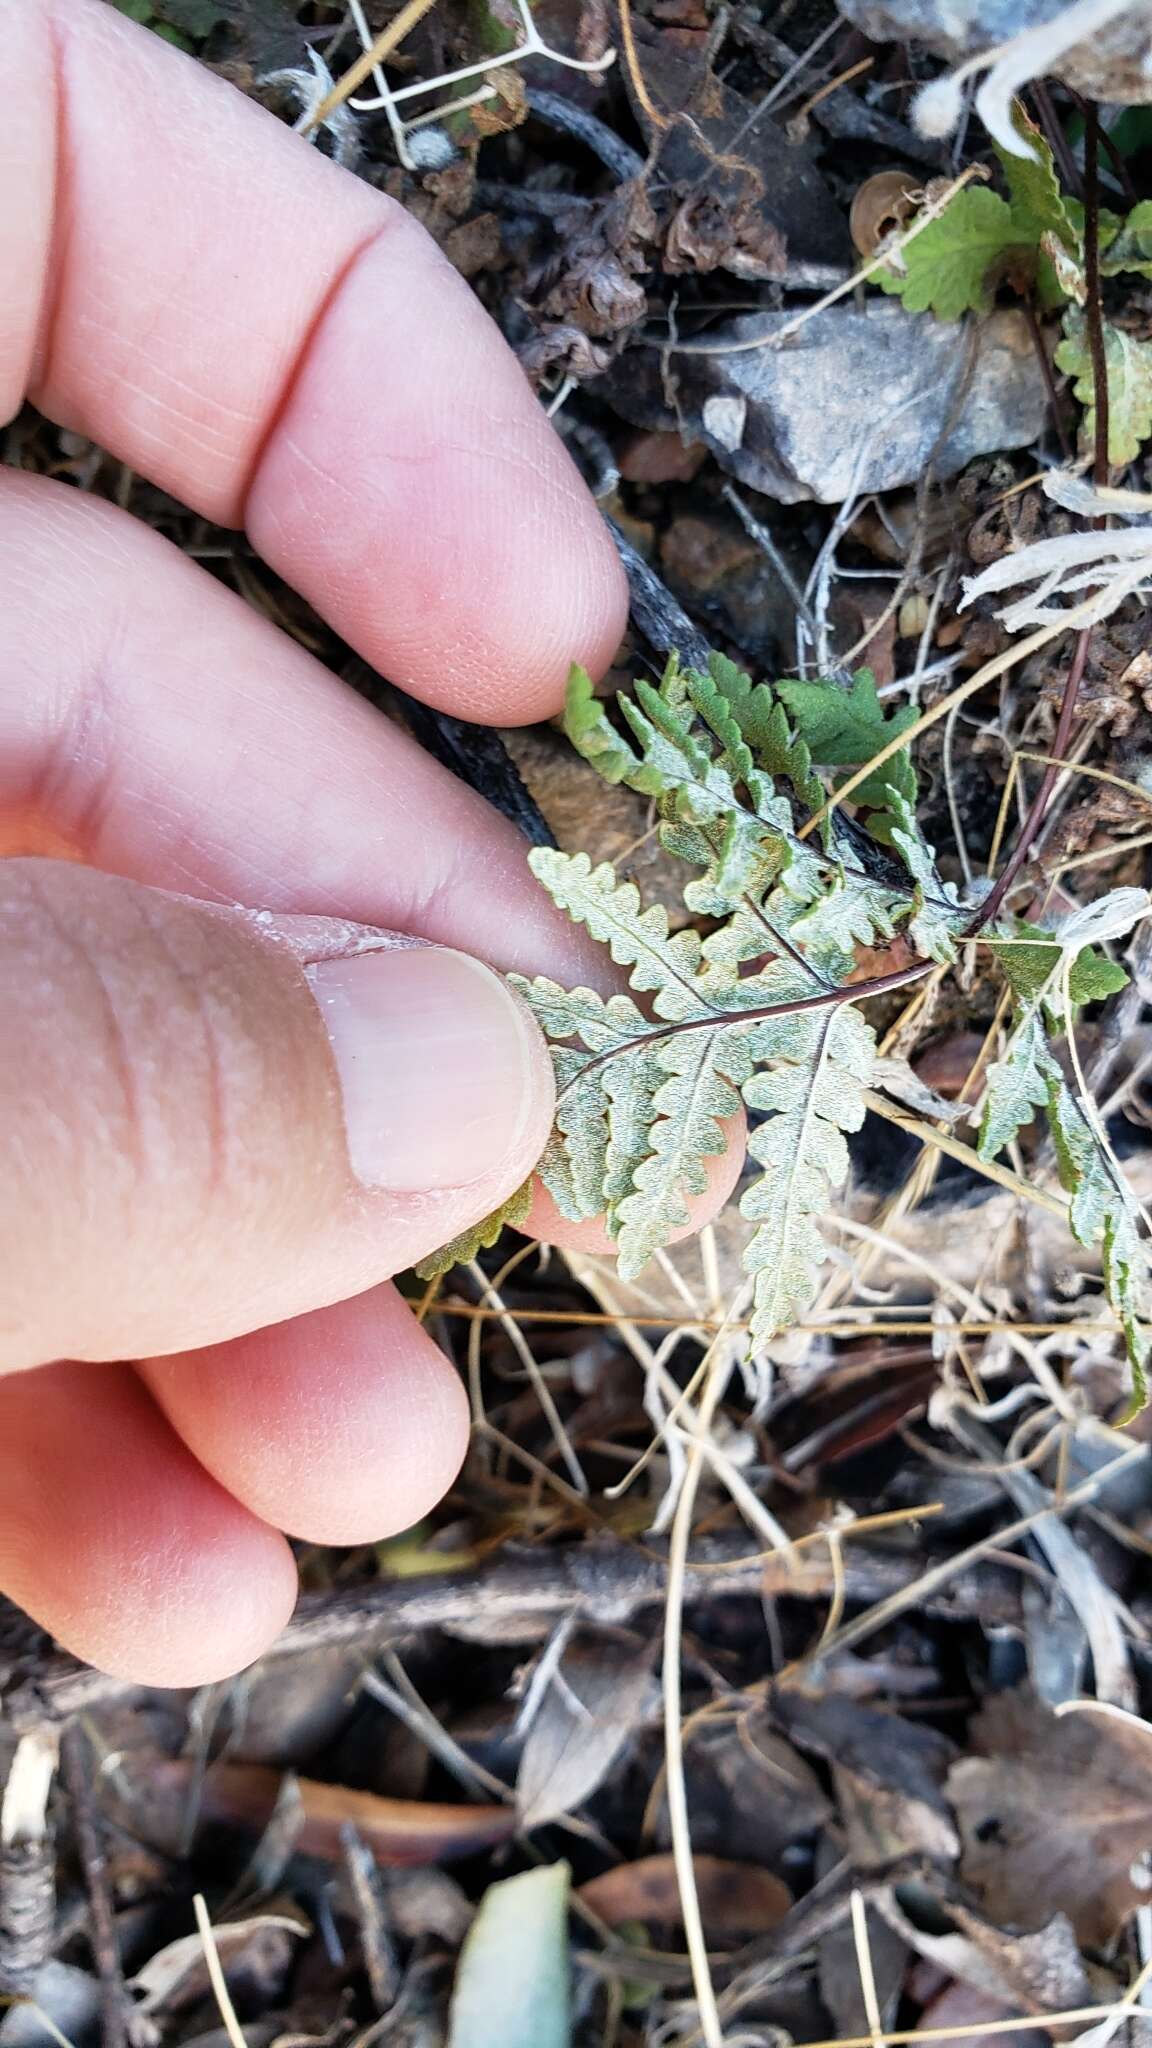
[967,105,1108,939]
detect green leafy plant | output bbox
[420,657,1151,1408]
[876,107,1152,464]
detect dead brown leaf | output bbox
[149,1760,516,1867]
[914,1980,1048,2048]
[879,1888,1095,2014]
[659,1708,833,1864]
[774,1690,960,1872]
[516,1631,656,1829]
[130,1907,309,2022]
[947,1691,1152,1947]
[579,1853,790,1936]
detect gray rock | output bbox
[834,0,1152,103]
[600,301,1049,505]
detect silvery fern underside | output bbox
[420,655,967,1350]
[419,655,1150,1400]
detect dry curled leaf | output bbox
[850,170,921,257]
[947,1690,1152,1946]
[131,1909,309,2020]
[516,1631,656,1829]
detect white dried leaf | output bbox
[1057,888,1151,949]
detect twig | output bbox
[947,1409,1139,1705]
[1029,80,1083,201]
[801,586,1112,837]
[726,1972,1152,2048]
[1,1539,1026,1731]
[465,1259,588,1494]
[1065,85,1139,204]
[850,1889,885,2048]
[305,0,439,130]
[341,1825,400,2015]
[833,1213,1076,1421]
[606,519,713,673]
[795,1440,1148,1666]
[1021,294,1073,462]
[434,1304,1122,1338]
[721,485,819,645]
[790,55,874,129]
[0,1733,57,1998]
[60,1724,127,2048]
[966,103,1109,937]
[616,0,665,131]
[664,1338,738,2047]
[362,1657,512,1802]
[861,1088,1066,1217]
[193,1894,247,2048]
[526,87,644,181]
[969,630,1092,932]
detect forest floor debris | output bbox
[6,0,1152,2043]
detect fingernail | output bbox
[306,947,540,1192]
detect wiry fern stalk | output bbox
[418,656,1151,1405]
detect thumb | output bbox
[0,859,554,1370]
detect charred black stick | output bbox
[2,1539,1023,1730]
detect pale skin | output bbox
[0,0,742,1687]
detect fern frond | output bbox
[978,895,1152,1405]
[509,976,665,1222]
[414,1178,535,1280]
[615,1027,750,1277]
[527,850,713,1022]
[978,1005,1060,1158]
[740,1004,875,1343]
[885,790,967,963]
[421,655,1148,1414]
[1047,1080,1150,1407]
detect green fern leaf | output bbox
[776,670,917,814]
[615,1027,750,1277]
[886,791,966,963]
[1046,1080,1150,1406]
[604,1048,664,1216]
[695,653,827,824]
[564,663,665,794]
[415,1178,535,1280]
[421,647,1148,1413]
[527,850,713,1022]
[1055,312,1152,466]
[978,1005,1061,1158]
[740,1004,875,1342]
[509,976,664,1221]
[995,108,1078,254]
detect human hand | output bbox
[0,0,740,1687]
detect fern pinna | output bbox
[421,655,1151,1409]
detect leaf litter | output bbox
[9,2,1152,2047]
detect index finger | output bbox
[4,0,626,722]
